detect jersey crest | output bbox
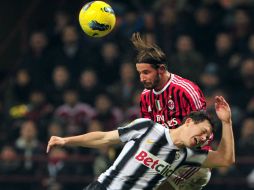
[168,99,175,110]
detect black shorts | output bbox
[83,181,106,190]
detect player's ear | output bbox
[185,118,192,127]
[158,65,166,72]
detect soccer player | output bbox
[131,32,210,190]
[47,96,235,190]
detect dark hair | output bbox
[182,111,214,131]
[131,32,167,69]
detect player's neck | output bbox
[169,128,185,148]
[154,72,171,91]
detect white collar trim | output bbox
[153,74,174,95]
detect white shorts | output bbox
[167,166,211,190]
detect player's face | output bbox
[185,120,212,148]
[136,63,160,89]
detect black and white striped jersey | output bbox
[97,118,208,190]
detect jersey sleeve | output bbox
[117,118,154,143]
[183,84,206,112]
[140,91,152,119]
[184,148,209,166]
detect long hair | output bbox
[131,32,167,68]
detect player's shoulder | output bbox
[172,74,197,85]
[119,118,154,130]
[133,118,153,123]
[171,74,200,91]
[141,89,151,96]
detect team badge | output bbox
[146,139,156,144]
[168,99,174,110]
[174,151,180,160]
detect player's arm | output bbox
[202,96,235,168]
[47,130,120,153]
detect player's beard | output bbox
[143,73,160,90]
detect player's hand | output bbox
[214,96,231,123]
[47,136,66,153]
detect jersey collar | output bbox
[153,74,174,95]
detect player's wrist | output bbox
[221,119,232,126]
[63,137,69,146]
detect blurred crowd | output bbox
[0,0,254,189]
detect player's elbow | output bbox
[221,157,235,167]
[229,156,236,165]
[225,151,236,166]
[224,159,235,167]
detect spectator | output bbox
[170,34,204,83]
[52,25,93,80]
[0,145,24,190]
[26,89,53,126]
[47,121,65,140]
[42,147,73,190]
[230,9,252,53]
[230,58,254,109]
[96,41,121,86]
[78,69,103,106]
[48,9,72,47]
[93,93,123,131]
[0,145,22,175]
[19,30,51,88]
[238,116,254,156]
[237,116,254,187]
[191,6,216,57]
[246,34,254,56]
[108,61,140,110]
[155,4,179,55]
[200,63,221,97]
[14,120,44,175]
[210,32,234,70]
[54,89,95,135]
[5,68,33,106]
[45,65,72,107]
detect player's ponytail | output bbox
[131,32,167,68]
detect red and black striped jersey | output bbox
[140,74,206,128]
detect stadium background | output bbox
[0,0,254,189]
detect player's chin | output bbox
[143,83,153,89]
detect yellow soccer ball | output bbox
[79,1,116,37]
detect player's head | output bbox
[180,111,214,148]
[131,32,168,90]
